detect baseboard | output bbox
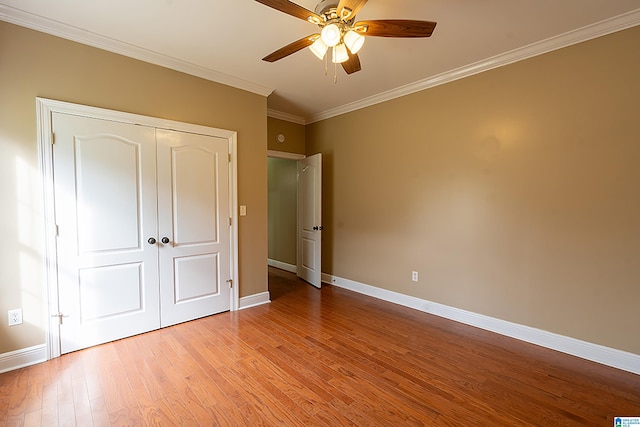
[322,273,640,375]
[267,258,297,274]
[239,291,271,310]
[0,344,47,374]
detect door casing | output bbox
[37,97,239,360]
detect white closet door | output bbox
[52,113,160,354]
[156,129,231,327]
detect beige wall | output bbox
[0,21,268,354]
[267,117,306,154]
[268,158,298,265]
[307,26,640,355]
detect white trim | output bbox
[268,258,297,274]
[267,150,306,160]
[36,97,240,359]
[4,4,637,124]
[36,98,61,360]
[322,273,640,376]
[0,6,274,98]
[308,9,640,123]
[267,109,306,125]
[238,292,271,310]
[229,132,240,312]
[0,345,47,374]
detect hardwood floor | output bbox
[1,267,639,426]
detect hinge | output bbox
[55,224,60,237]
[229,217,232,226]
[51,312,69,325]
[228,153,231,163]
[226,279,233,289]
[51,132,55,145]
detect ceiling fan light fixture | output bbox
[344,30,365,54]
[255,0,438,77]
[332,43,349,64]
[321,23,342,47]
[309,37,329,59]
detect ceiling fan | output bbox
[255,0,437,75]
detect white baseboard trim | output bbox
[267,259,297,274]
[239,291,271,310]
[0,344,47,374]
[322,273,640,375]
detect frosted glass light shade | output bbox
[332,44,349,63]
[321,24,341,47]
[344,30,365,54]
[309,38,328,59]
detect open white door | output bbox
[297,153,322,288]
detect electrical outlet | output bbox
[412,271,419,282]
[8,308,22,326]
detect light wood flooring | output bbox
[1,267,639,426]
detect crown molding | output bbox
[267,109,307,125]
[0,5,274,97]
[308,8,640,124]
[2,4,638,123]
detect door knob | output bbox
[147,237,156,244]
[161,237,170,244]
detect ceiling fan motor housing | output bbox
[314,0,339,17]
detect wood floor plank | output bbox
[22,409,41,427]
[55,368,75,427]
[39,381,58,426]
[5,368,28,418]
[89,396,111,427]
[71,375,94,426]
[1,267,639,426]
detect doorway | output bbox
[267,151,322,292]
[268,152,302,300]
[268,156,299,274]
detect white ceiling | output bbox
[1,0,639,123]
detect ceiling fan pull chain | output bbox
[334,61,338,84]
[324,53,328,76]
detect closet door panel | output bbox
[52,112,160,354]
[156,129,231,327]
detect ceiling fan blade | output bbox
[355,20,437,38]
[341,51,361,75]
[337,0,368,19]
[255,0,322,23]
[262,34,319,62]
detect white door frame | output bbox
[37,98,239,360]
